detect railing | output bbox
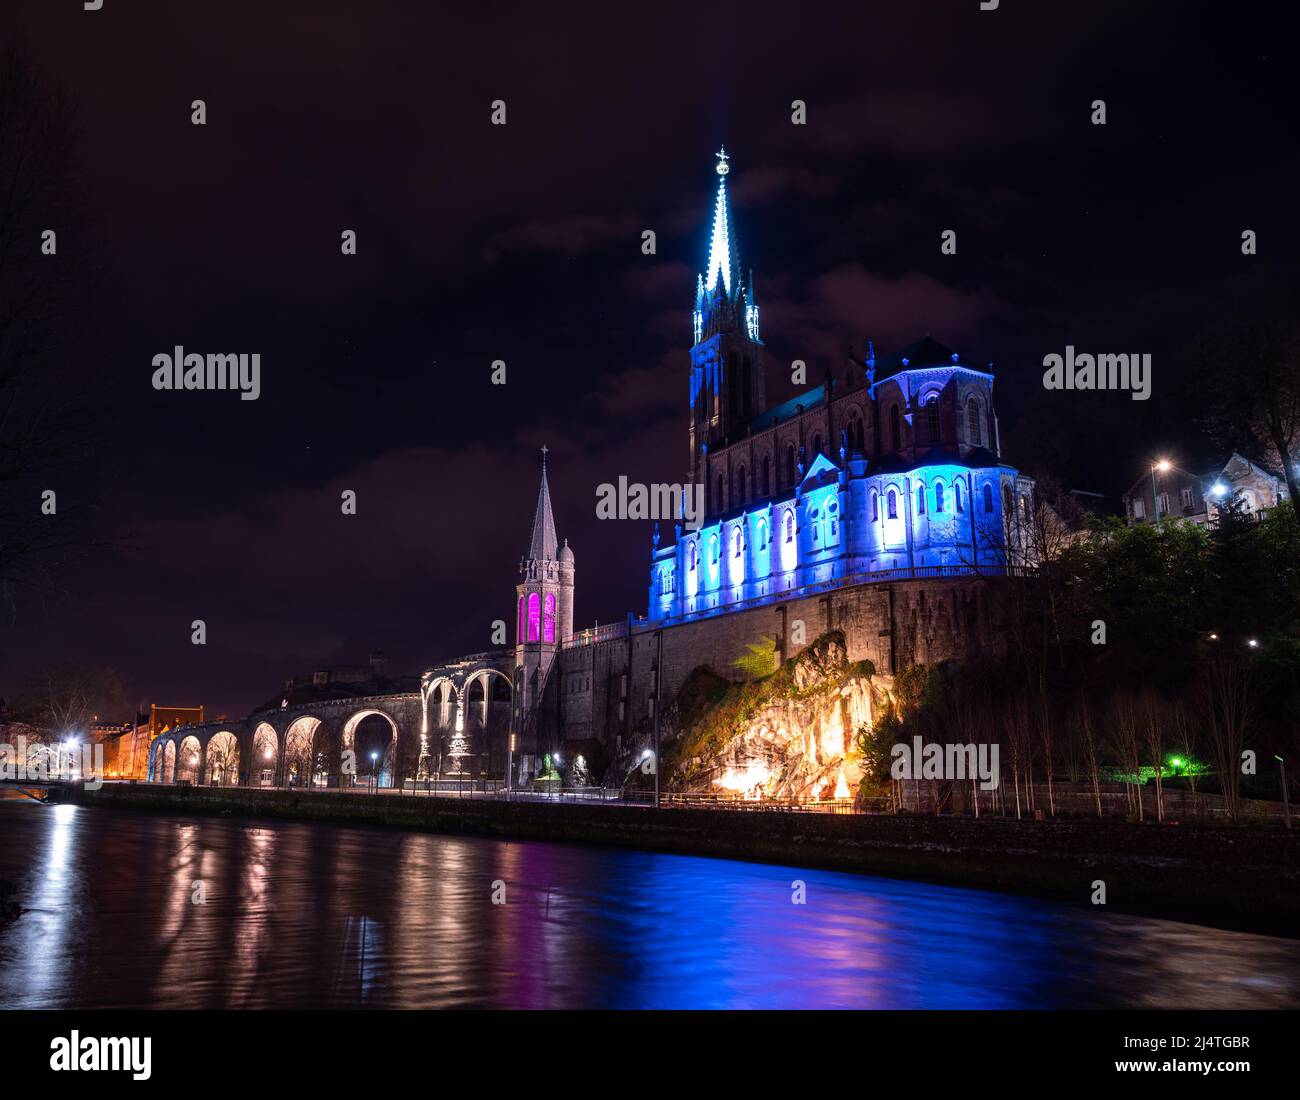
[562,622,631,650]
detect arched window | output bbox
[758,519,768,550]
[710,534,720,565]
[1003,485,1013,518]
[1021,494,1031,522]
[887,489,898,519]
[851,416,864,454]
[812,434,822,458]
[828,500,839,540]
[543,593,556,642]
[737,465,747,503]
[871,490,879,522]
[716,474,725,512]
[916,485,926,515]
[890,405,901,451]
[955,481,964,513]
[810,507,820,545]
[785,511,794,542]
[967,397,982,446]
[926,395,940,441]
[983,483,994,512]
[935,481,945,512]
[761,456,771,496]
[517,596,525,642]
[733,528,743,557]
[527,592,541,642]
[689,542,697,571]
[785,445,796,487]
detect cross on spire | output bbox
[715,146,730,176]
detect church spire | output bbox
[527,445,558,562]
[703,147,737,298]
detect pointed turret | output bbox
[527,446,558,562]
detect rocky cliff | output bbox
[661,631,881,801]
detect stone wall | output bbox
[555,576,1000,755]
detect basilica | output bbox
[518,149,1035,768]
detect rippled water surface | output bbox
[0,802,1296,1009]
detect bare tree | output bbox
[1200,651,1263,822]
[1076,690,1104,817]
[1112,692,1144,821]
[1140,688,1167,822]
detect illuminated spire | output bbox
[704,147,736,296]
[528,445,558,562]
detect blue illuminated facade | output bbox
[650,151,1036,624]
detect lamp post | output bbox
[1150,459,1171,524]
[1276,755,1291,829]
[370,751,378,793]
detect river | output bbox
[0,801,1296,1009]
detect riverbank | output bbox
[49,783,1300,927]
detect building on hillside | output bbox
[1122,452,1289,527]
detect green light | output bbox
[1170,757,1183,768]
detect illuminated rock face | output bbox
[666,632,882,801]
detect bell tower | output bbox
[513,447,572,767]
[688,147,766,486]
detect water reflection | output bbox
[0,803,1296,1009]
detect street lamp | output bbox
[1150,459,1171,524]
[1275,756,1291,830]
[370,751,379,793]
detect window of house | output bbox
[871,490,879,522]
[955,481,964,513]
[926,395,940,441]
[758,520,768,550]
[710,534,719,564]
[689,542,697,571]
[1181,486,1193,508]
[785,512,794,542]
[733,528,742,557]
[828,500,839,540]
[916,485,926,515]
[1133,497,1145,519]
[983,483,993,512]
[967,398,982,447]
[888,489,898,519]
[1158,492,1169,516]
[935,481,945,512]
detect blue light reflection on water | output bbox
[0,802,1296,1010]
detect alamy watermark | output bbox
[1042,346,1150,401]
[596,477,704,531]
[0,737,104,791]
[890,736,1001,791]
[152,346,261,401]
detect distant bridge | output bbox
[146,653,515,789]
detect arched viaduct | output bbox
[146,654,514,789]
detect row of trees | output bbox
[860,503,1300,821]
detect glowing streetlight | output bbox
[1248,638,1259,648]
[1149,459,1171,523]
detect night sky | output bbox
[3,0,1296,717]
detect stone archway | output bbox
[206,731,240,787]
[251,722,279,786]
[283,716,323,789]
[162,740,177,783]
[341,709,399,789]
[176,735,201,784]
